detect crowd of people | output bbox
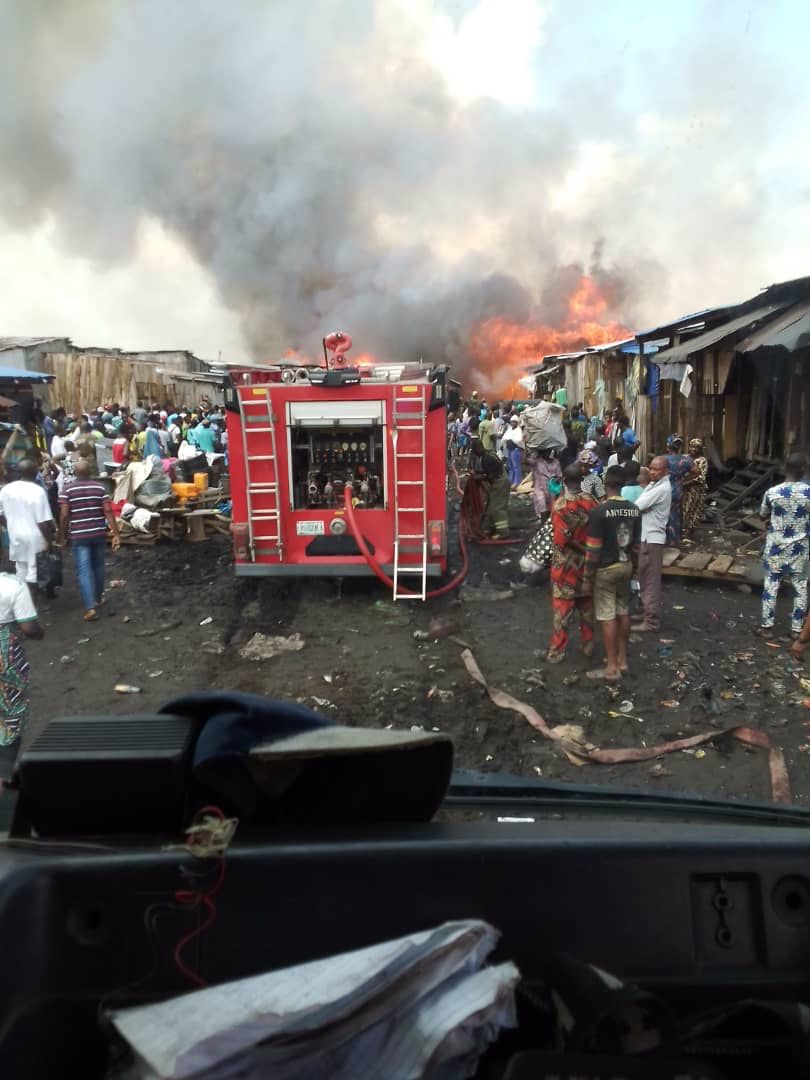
[454,388,713,683]
[0,395,227,773]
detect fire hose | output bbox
[343,464,524,599]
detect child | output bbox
[621,460,643,503]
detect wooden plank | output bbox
[739,515,766,532]
[662,547,681,567]
[707,554,734,574]
[676,552,713,570]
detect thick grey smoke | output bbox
[0,1,799,382]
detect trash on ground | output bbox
[522,669,547,687]
[694,749,707,759]
[239,632,305,661]
[77,637,90,645]
[657,646,673,658]
[619,700,635,713]
[311,696,331,707]
[199,616,213,626]
[114,684,141,694]
[148,670,164,678]
[428,615,461,638]
[59,655,74,665]
[323,673,334,684]
[608,709,645,723]
[649,763,672,778]
[413,630,430,641]
[108,579,127,588]
[660,699,680,708]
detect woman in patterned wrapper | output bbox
[0,572,44,782]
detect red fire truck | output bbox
[224,336,453,599]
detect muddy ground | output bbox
[20,494,810,808]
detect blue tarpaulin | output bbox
[0,366,53,383]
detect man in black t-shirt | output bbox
[582,466,641,682]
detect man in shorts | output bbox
[582,465,641,682]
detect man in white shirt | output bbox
[501,415,525,488]
[632,455,672,632]
[0,459,55,590]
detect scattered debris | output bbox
[122,615,131,623]
[311,696,331,707]
[199,616,213,626]
[413,630,430,641]
[562,674,580,687]
[694,749,707,759]
[108,579,127,589]
[619,700,635,713]
[238,632,305,661]
[427,686,454,702]
[428,615,461,638]
[77,637,90,645]
[148,670,164,678]
[200,640,226,655]
[323,673,334,684]
[114,684,141,694]
[649,763,672,778]
[660,700,679,708]
[59,655,74,665]
[521,669,547,688]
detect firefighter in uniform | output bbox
[469,435,510,538]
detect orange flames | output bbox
[469,275,631,397]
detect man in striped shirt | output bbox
[57,460,120,621]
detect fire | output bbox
[469,275,631,397]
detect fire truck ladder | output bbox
[391,390,427,601]
[238,391,282,561]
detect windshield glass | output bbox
[0,0,808,825]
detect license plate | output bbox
[296,520,325,536]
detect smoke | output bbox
[0,0,804,377]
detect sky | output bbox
[0,0,808,362]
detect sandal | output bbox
[83,609,99,622]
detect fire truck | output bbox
[224,333,453,599]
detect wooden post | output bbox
[186,512,207,543]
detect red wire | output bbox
[173,893,218,989]
[172,808,228,989]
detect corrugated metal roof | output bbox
[0,336,66,352]
[651,303,787,365]
[0,365,54,383]
[736,300,810,354]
